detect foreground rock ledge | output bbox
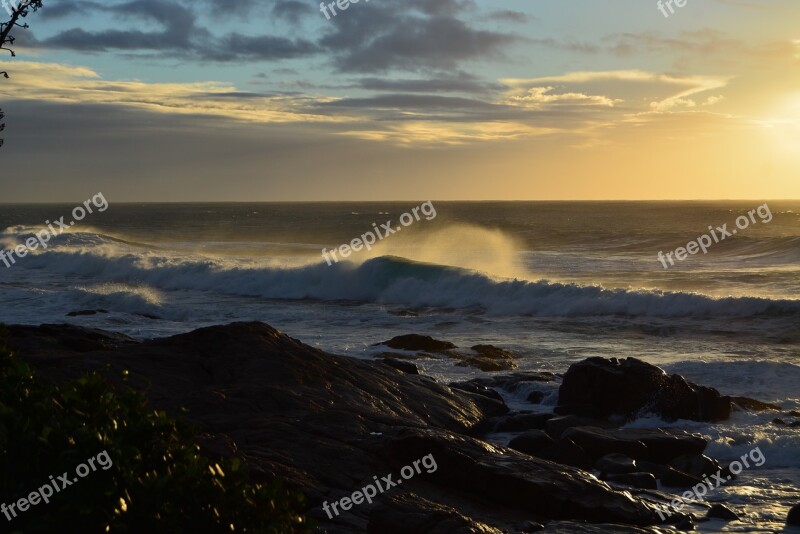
[8,322,663,533]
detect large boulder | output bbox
[557,357,731,422]
[508,430,555,457]
[788,503,800,526]
[373,334,456,353]
[668,454,720,479]
[494,413,553,432]
[730,396,781,412]
[384,429,660,527]
[545,415,615,439]
[453,372,558,393]
[559,427,706,464]
[8,322,663,533]
[595,454,637,474]
[706,504,739,521]
[450,345,520,372]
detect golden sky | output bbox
[0,0,798,200]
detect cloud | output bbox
[486,10,529,23]
[29,0,319,62]
[354,72,499,94]
[25,0,521,73]
[503,71,730,113]
[0,60,741,147]
[318,1,520,73]
[505,87,620,108]
[271,1,311,24]
[0,61,345,124]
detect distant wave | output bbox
[6,231,799,319]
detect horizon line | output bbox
[0,199,797,205]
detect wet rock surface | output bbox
[8,325,779,532]
[557,357,733,422]
[788,503,800,526]
[706,503,739,521]
[373,334,456,353]
[8,322,670,533]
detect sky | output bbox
[0,0,798,201]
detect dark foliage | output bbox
[0,326,310,533]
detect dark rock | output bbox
[461,372,558,392]
[668,454,720,479]
[455,356,517,372]
[373,334,456,353]
[7,323,137,358]
[706,503,739,521]
[552,426,706,465]
[545,416,614,440]
[788,503,800,526]
[9,322,666,532]
[540,522,656,533]
[519,520,544,532]
[376,351,428,360]
[381,358,420,375]
[623,429,707,464]
[527,391,545,404]
[385,429,660,526]
[595,453,637,474]
[730,396,781,412]
[495,413,553,432]
[367,496,502,534]
[66,309,109,317]
[560,427,648,462]
[674,514,695,531]
[557,357,731,422]
[449,380,506,404]
[604,473,657,490]
[508,430,554,457]
[788,410,800,417]
[776,419,800,428]
[660,466,703,488]
[135,313,161,320]
[9,322,508,532]
[553,438,593,470]
[658,512,695,529]
[634,460,667,479]
[447,345,520,372]
[470,345,517,360]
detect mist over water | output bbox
[1,201,798,321]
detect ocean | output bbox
[1,200,798,531]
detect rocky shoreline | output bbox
[6,322,799,533]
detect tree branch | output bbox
[1,0,43,148]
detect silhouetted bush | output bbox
[0,326,310,533]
